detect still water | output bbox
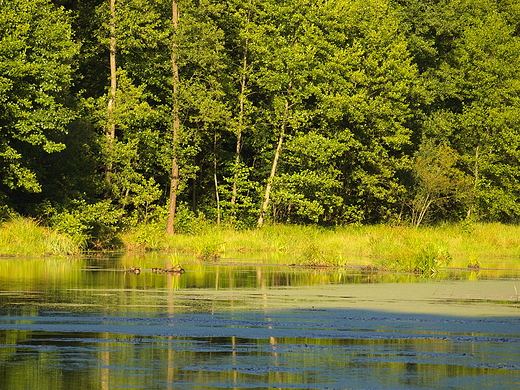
[0,253,519,389]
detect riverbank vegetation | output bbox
[0,217,80,256]
[123,222,520,271]
[1,1,519,268]
[2,218,520,274]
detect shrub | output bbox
[49,200,124,250]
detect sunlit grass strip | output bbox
[0,217,80,256]
[122,222,520,270]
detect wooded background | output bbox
[1,0,519,240]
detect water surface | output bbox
[0,254,519,389]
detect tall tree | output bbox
[107,0,117,142]
[453,2,520,221]
[165,0,180,234]
[228,0,254,222]
[269,0,417,224]
[0,0,79,194]
[104,0,117,185]
[406,0,520,222]
[251,0,320,227]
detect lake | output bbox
[0,253,519,389]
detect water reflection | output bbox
[1,311,519,389]
[0,254,519,389]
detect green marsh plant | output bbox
[0,217,79,256]
[373,234,452,275]
[195,238,224,261]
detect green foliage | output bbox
[0,0,79,192]
[47,200,124,250]
[0,194,15,222]
[404,0,520,223]
[0,217,79,255]
[272,131,348,223]
[220,162,259,225]
[308,0,417,223]
[124,221,165,249]
[172,203,209,235]
[410,141,471,226]
[298,244,337,267]
[117,221,520,273]
[371,231,452,274]
[194,238,224,261]
[1,0,519,232]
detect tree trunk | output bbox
[257,98,290,228]
[466,144,480,219]
[230,2,252,222]
[214,130,221,225]
[105,0,117,184]
[415,192,432,227]
[230,43,247,213]
[166,0,180,235]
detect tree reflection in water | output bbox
[0,255,519,389]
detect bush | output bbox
[48,200,124,250]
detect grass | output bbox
[121,222,520,272]
[2,217,520,274]
[122,224,363,265]
[0,217,80,256]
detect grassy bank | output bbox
[0,217,80,256]
[122,222,520,273]
[2,217,520,274]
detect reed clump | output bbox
[0,217,80,256]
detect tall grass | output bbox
[122,222,520,271]
[0,217,80,256]
[369,227,452,274]
[5,215,519,265]
[4,217,520,268]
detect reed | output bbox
[6,216,517,266]
[122,222,520,269]
[0,217,80,256]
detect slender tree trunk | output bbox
[230,3,252,220]
[257,98,290,228]
[466,144,480,219]
[105,0,117,184]
[166,0,180,235]
[415,192,432,227]
[230,44,247,212]
[108,0,116,141]
[214,131,221,225]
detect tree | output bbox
[249,0,321,227]
[225,0,256,223]
[271,0,417,224]
[452,2,520,221]
[84,0,166,221]
[0,0,79,194]
[409,141,470,226]
[165,0,180,234]
[105,0,117,183]
[408,0,520,222]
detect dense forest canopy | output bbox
[1,0,519,245]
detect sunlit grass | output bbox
[122,222,520,271]
[4,216,520,270]
[0,217,80,256]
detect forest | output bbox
[1,0,520,248]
